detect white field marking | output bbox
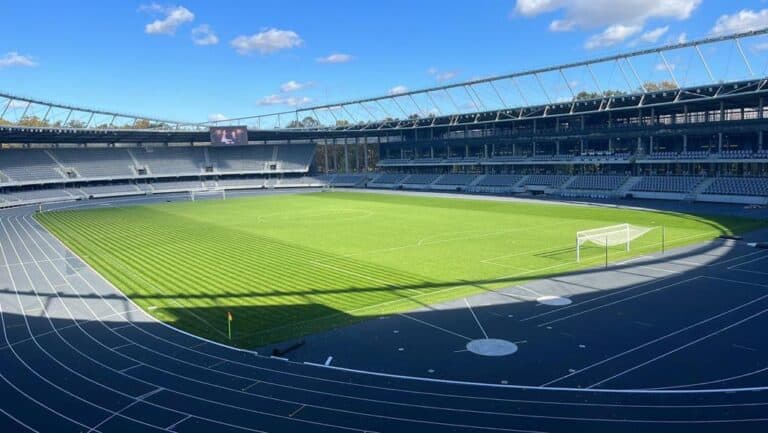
[588,306,768,389]
[0,309,139,351]
[453,349,468,353]
[634,265,682,274]
[728,252,768,270]
[111,342,135,351]
[289,404,306,418]
[311,219,569,266]
[703,276,768,289]
[398,313,472,341]
[518,270,690,324]
[0,256,79,269]
[464,299,488,339]
[27,201,768,399]
[711,249,768,267]
[208,359,228,369]
[651,365,768,390]
[40,214,230,339]
[10,218,768,425]
[303,360,768,396]
[540,282,768,387]
[87,387,164,433]
[16,218,374,433]
[166,414,192,431]
[535,277,703,329]
[732,344,757,352]
[731,268,768,276]
[270,355,290,361]
[241,381,261,391]
[0,407,39,432]
[324,356,333,366]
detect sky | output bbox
[2,0,768,123]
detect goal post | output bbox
[190,189,226,202]
[576,223,652,262]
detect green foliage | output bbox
[36,192,765,348]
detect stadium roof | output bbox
[3,28,768,132]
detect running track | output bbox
[1,196,767,432]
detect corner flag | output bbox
[227,311,233,340]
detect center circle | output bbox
[466,339,518,356]
[537,295,572,306]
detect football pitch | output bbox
[35,192,766,348]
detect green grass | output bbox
[35,192,767,348]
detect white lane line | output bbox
[398,313,472,341]
[589,307,768,389]
[208,359,227,369]
[464,298,488,339]
[324,356,333,366]
[166,414,192,431]
[703,276,768,289]
[87,387,164,433]
[536,277,702,328]
[541,286,768,387]
[21,202,768,404]
[111,342,135,351]
[241,381,261,392]
[288,404,305,418]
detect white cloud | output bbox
[585,24,642,49]
[316,53,353,64]
[257,94,312,107]
[7,100,31,109]
[231,29,303,55]
[515,0,699,50]
[753,42,768,52]
[675,32,688,44]
[280,80,311,92]
[427,67,458,83]
[514,0,700,29]
[711,9,768,36]
[208,113,227,121]
[655,62,676,72]
[388,85,408,95]
[192,24,218,46]
[640,26,669,43]
[0,52,37,68]
[143,5,194,35]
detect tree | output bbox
[642,80,678,92]
[18,116,50,127]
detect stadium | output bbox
[2,5,768,432]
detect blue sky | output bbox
[2,1,768,123]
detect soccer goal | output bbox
[576,223,653,262]
[190,189,226,202]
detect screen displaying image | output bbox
[210,126,248,146]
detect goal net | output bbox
[190,189,226,202]
[576,223,652,262]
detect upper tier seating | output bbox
[402,174,440,184]
[133,147,204,175]
[331,174,369,186]
[371,173,407,184]
[276,144,315,171]
[211,146,274,172]
[53,149,134,178]
[435,174,477,186]
[522,175,571,188]
[703,177,768,196]
[568,175,628,190]
[476,175,524,187]
[631,176,705,193]
[0,150,62,182]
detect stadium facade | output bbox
[1,29,767,207]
